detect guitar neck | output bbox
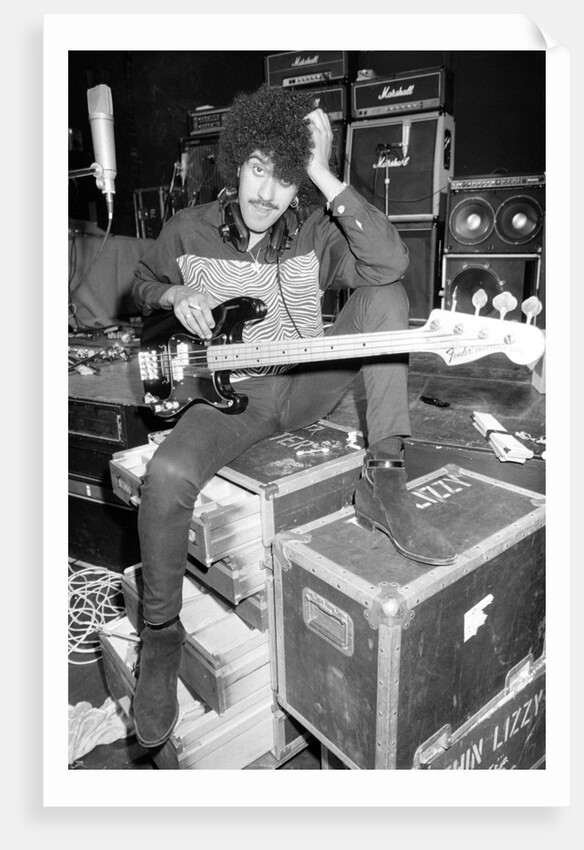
[206,328,449,370]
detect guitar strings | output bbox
[142,331,516,370]
[145,334,518,361]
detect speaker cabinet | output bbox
[180,135,226,206]
[445,175,545,254]
[396,220,443,322]
[441,254,543,325]
[344,112,455,220]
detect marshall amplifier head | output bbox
[187,106,229,136]
[351,66,454,119]
[265,51,351,88]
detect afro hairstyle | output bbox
[217,84,326,207]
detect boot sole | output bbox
[134,701,180,749]
[354,510,457,567]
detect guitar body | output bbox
[139,297,267,418]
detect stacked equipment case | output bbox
[104,420,367,769]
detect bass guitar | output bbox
[138,295,546,419]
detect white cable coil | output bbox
[68,561,127,665]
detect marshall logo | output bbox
[373,155,410,169]
[377,84,415,101]
[292,55,319,67]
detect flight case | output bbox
[272,465,545,769]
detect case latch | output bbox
[504,653,535,694]
[413,725,453,768]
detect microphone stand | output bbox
[162,161,182,224]
[68,162,113,315]
[69,162,114,220]
[375,144,402,217]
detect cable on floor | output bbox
[68,560,127,665]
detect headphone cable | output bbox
[276,256,305,340]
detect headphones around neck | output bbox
[218,187,304,264]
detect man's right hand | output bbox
[161,286,218,339]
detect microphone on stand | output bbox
[179,152,189,184]
[87,84,117,219]
[401,123,410,160]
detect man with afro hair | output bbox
[130,83,456,750]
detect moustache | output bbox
[250,200,278,211]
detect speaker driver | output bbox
[495,195,544,245]
[449,263,503,317]
[448,197,494,246]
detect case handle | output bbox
[302,588,354,656]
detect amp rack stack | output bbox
[345,66,456,323]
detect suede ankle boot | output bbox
[354,453,457,567]
[132,617,186,748]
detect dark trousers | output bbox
[138,283,411,623]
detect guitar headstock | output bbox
[423,298,546,366]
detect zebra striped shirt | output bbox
[177,251,324,377]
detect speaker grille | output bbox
[180,136,225,206]
[495,195,544,245]
[447,263,505,318]
[442,255,542,323]
[449,197,495,246]
[396,221,442,321]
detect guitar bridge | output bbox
[138,349,165,381]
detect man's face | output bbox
[238,151,299,236]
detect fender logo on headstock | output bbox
[445,342,509,364]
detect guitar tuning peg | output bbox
[521,296,543,325]
[471,288,488,316]
[492,292,518,320]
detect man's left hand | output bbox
[305,108,334,181]
[304,108,345,204]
